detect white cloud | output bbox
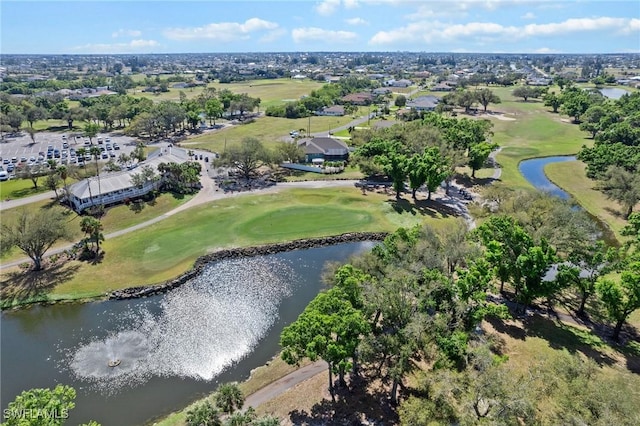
[292,27,358,44]
[345,17,368,25]
[164,18,279,41]
[112,29,142,38]
[370,16,638,46]
[533,47,560,53]
[259,28,287,43]
[315,0,341,16]
[72,39,159,54]
[521,12,536,20]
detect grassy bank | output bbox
[1,187,457,305]
[544,160,638,242]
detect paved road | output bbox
[244,361,326,410]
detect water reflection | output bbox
[68,257,295,392]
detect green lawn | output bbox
[0,192,193,264]
[2,187,457,301]
[0,178,50,199]
[183,112,366,153]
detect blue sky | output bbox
[2,0,639,54]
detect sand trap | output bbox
[480,113,516,121]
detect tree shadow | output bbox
[0,262,81,308]
[289,375,398,426]
[387,197,458,219]
[604,206,625,219]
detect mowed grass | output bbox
[544,160,638,241]
[133,79,325,108]
[0,178,51,199]
[24,187,457,299]
[184,114,364,153]
[484,97,592,189]
[0,192,193,264]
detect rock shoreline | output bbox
[108,232,388,300]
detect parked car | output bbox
[0,171,9,181]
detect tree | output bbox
[473,215,533,293]
[543,92,563,113]
[18,164,45,190]
[83,122,100,143]
[514,239,557,313]
[456,90,477,113]
[281,287,369,402]
[560,87,592,123]
[579,105,607,138]
[186,401,221,426]
[423,147,450,200]
[394,95,407,108]
[24,106,47,128]
[475,88,501,112]
[205,98,224,125]
[2,384,76,426]
[1,208,71,270]
[274,141,304,163]
[57,165,70,206]
[468,141,498,178]
[557,240,609,316]
[80,216,104,256]
[220,137,270,180]
[5,109,25,132]
[512,86,537,102]
[597,260,640,340]
[598,166,640,219]
[45,172,61,200]
[214,383,244,415]
[376,150,408,199]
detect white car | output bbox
[0,171,9,181]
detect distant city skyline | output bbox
[2,0,639,55]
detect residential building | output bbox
[297,136,350,163]
[406,95,440,111]
[315,105,345,116]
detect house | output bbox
[316,105,345,116]
[340,92,374,105]
[297,137,349,163]
[372,87,392,96]
[432,82,454,92]
[406,95,440,112]
[67,152,188,212]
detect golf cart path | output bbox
[244,360,327,410]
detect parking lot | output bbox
[0,131,138,177]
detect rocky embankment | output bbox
[109,232,388,300]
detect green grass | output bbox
[3,187,456,300]
[0,178,50,199]
[0,192,193,264]
[183,113,366,153]
[544,160,637,242]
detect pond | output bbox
[518,155,576,199]
[1,241,376,426]
[598,87,629,100]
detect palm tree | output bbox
[56,165,70,206]
[213,383,244,415]
[80,216,104,257]
[89,146,102,206]
[76,147,87,168]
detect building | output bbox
[340,92,374,105]
[406,95,440,112]
[315,105,345,116]
[67,152,188,212]
[297,136,349,163]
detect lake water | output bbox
[599,87,629,100]
[518,156,576,199]
[1,241,376,426]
